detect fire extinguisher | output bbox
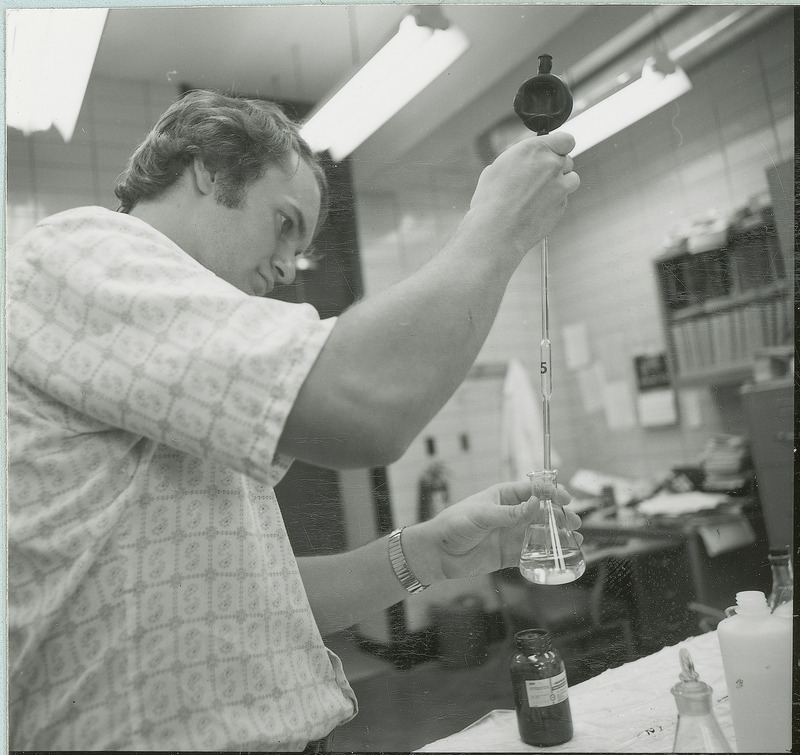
[418,437,450,521]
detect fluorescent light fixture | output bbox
[6,8,108,142]
[564,57,692,157]
[301,13,469,161]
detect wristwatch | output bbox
[388,527,428,594]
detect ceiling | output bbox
[90,4,772,190]
[92,4,649,187]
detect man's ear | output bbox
[191,158,215,196]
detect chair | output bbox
[492,561,637,685]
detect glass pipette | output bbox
[514,55,585,585]
[541,236,553,471]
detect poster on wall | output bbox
[634,353,678,427]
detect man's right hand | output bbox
[468,131,580,260]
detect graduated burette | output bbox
[513,54,586,585]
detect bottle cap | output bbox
[735,590,769,614]
[768,545,791,558]
[768,546,792,565]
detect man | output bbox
[8,90,580,750]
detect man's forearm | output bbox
[296,536,412,636]
[296,522,445,636]
[293,481,560,637]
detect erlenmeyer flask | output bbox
[671,649,732,753]
[520,470,586,585]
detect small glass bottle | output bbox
[519,470,585,584]
[510,629,573,746]
[767,546,793,616]
[671,648,731,753]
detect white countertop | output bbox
[417,631,734,753]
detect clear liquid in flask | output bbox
[520,469,586,585]
[519,548,586,584]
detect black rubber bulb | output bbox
[514,54,573,136]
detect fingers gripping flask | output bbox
[520,470,585,584]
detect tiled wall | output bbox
[354,18,793,628]
[6,76,180,245]
[547,18,793,481]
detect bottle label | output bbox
[525,671,569,707]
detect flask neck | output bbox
[528,469,558,501]
[672,648,715,716]
[671,683,714,716]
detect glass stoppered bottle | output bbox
[510,629,573,746]
[767,546,793,616]
[671,648,731,753]
[519,470,585,584]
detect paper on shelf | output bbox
[603,380,637,430]
[697,518,756,557]
[569,469,639,506]
[678,389,703,429]
[562,322,591,370]
[577,363,605,413]
[637,388,677,427]
[636,491,728,517]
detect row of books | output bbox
[657,224,785,312]
[669,294,792,375]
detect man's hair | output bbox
[114,89,328,225]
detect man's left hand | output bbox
[401,479,582,585]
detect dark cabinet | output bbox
[741,379,794,550]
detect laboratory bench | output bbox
[416,630,735,752]
[334,500,776,752]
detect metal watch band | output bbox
[388,527,428,594]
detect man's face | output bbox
[191,152,322,297]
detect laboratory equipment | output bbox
[514,55,585,585]
[717,590,792,753]
[670,648,731,753]
[519,470,585,584]
[513,54,574,136]
[509,628,573,746]
[767,546,793,615]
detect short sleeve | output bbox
[8,208,336,486]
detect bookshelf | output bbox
[655,209,792,387]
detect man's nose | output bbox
[273,254,296,285]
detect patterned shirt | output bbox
[7,206,356,750]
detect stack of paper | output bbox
[636,491,729,517]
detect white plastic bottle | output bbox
[716,590,792,753]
